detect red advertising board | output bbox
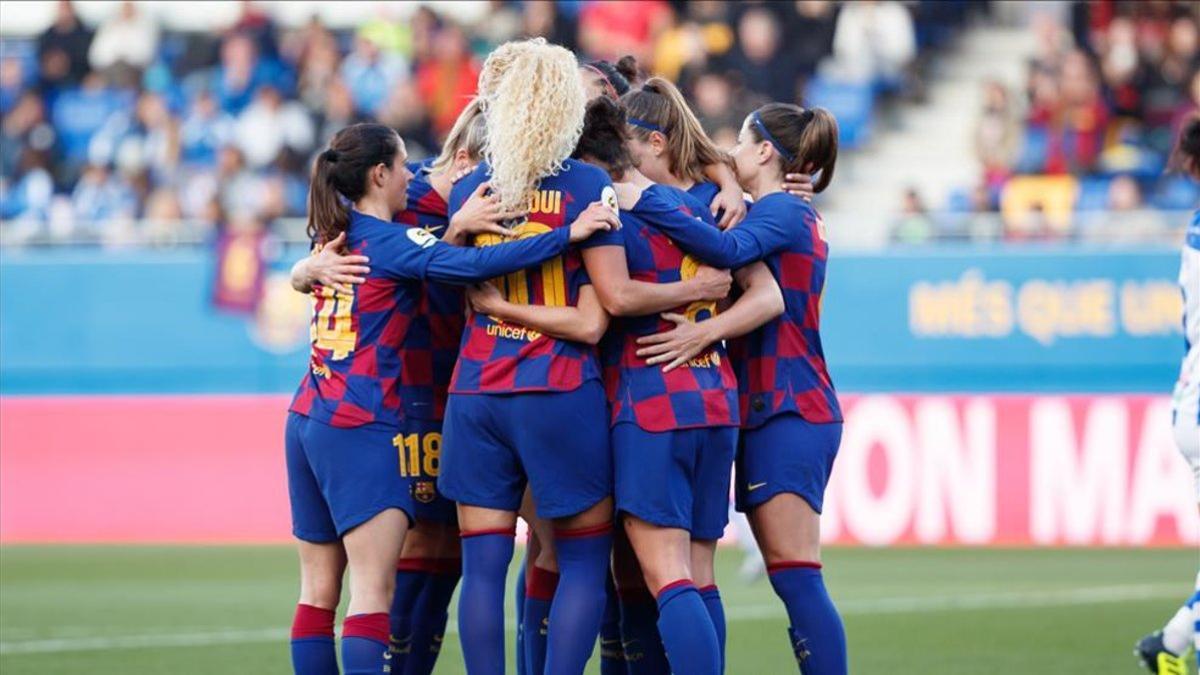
[1,394,1195,545]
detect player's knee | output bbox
[299,574,343,609]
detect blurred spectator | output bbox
[293,18,341,113]
[340,28,409,118]
[1080,175,1166,243]
[974,80,1019,188]
[2,91,58,180]
[892,187,934,244]
[829,0,916,87]
[213,32,288,115]
[1,149,55,223]
[213,146,262,217]
[691,72,745,143]
[715,6,800,104]
[578,0,672,65]
[89,92,180,187]
[36,0,93,90]
[71,163,137,231]
[791,1,839,79]
[415,24,480,138]
[233,85,314,169]
[88,1,159,75]
[180,90,235,167]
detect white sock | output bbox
[1163,603,1193,655]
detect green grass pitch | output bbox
[0,545,1195,674]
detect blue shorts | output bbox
[439,381,612,520]
[735,414,842,514]
[398,418,458,525]
[285,412,413,543]
[613,423,737,540]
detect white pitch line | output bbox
[0,584,1183,656]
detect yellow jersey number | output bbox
[679,255,718,322]
[311,286,357,360]
[393,431,441,478]
[475,221,568,306]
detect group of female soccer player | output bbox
[282,37,846,675]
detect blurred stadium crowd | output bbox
[0,1,1196,248]
[897,0,1200,244]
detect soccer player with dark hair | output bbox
[622,102,848,674]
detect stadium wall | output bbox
[1,393,1194,545]
[0,247,1192,545]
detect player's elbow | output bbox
[575,311,610,346]
[599,289,637,317]
[760,285,785,320]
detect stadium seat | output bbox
[804,75,874,150]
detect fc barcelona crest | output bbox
[414,481,436,504]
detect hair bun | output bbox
[321,149,340,163]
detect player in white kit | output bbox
[1135,114,1200,675]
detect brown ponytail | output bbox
[749,104,839,193]
[619,76,728,185]
[307,123,400,244]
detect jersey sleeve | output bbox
[576,171,624,250]
[632,186,794,269]
[373,225,572,284]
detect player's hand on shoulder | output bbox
[782,173,815,202]
[450,182,520,240]
[309,232,370,293]
[690,265,732,302]
[569,201,621,243]
[712,184,747,229]
[466,281,506,315]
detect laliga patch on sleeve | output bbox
[602,185,619,215]
[406,227,439,249]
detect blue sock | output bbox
[404,562,460,675]
[524,565,559,675]
[699,585,726,672]
[389,562,432,667]
[544,524,614,674]
[599,574,626,675]
[617,586,668,674]
[458,530,515,675]
[515,558,528,675]
[768,562,847,675]
[655,581,720,675]
[341,613,390,675]
[290,604,337,675]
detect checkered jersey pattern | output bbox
[447,159,620,394]
[289,212,423,428]
[628,189,841,428]
[392,163,464,421]
[601,187,738,432]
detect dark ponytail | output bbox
[749,103,839,193]
[572,96,634,180]
[307,123,401,243]
[584,56,636,99]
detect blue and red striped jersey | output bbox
[393,162,464,421]
[289,209,574,427]
[629,188,841,428]
[446,159,622,394]
[600,186,739,431]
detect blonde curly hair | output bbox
[477,38,586,212]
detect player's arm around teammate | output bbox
[434,39,623,675]
[284,121,614,675]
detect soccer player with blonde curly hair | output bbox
[436,38,624,675]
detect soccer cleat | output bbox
[1134,631,1187,674]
